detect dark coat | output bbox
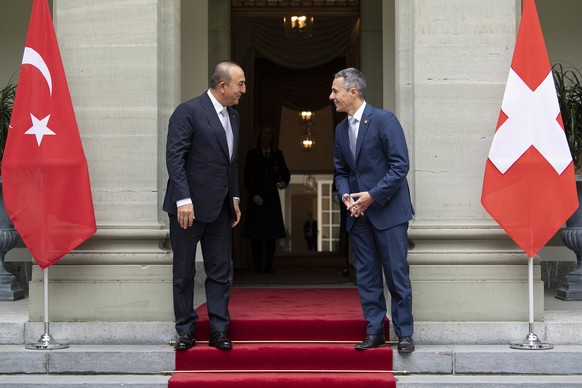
[242,148,290,240]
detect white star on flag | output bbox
[488,69,571,175]
[25,113,56,146]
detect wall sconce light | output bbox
[299,111,315,151]
[283,15,314,38]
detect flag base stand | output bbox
[25,268,68,350]
[25,329,68,350]
[509,259,553,350]
[510,331,553,350]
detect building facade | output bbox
[2,0,581,342]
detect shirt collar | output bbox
[351,101,366,123]
[207,89,226,115]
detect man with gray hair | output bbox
[164,60,246,351]
[330,67,415,353]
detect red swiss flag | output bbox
[481,0,578,257]
[1,0,96,269]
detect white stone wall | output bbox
[17,0,572,323]
[394,0,545,321]
[403,0,517,223]
[28,0,184,321]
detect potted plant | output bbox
[0,79,16,166]
[553,63,582,173]
[0,78,25,301]
[552,63,582,300]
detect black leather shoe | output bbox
[397,336,415,353]
[208,331,233,350]
[355,334,386,350]
[174,332,195,351]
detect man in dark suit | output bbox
[331,68,415,353]
[163,60,246,351]
[242,126,290,273]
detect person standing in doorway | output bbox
[163,60,246,352]
[330,67,415,353]
[242,126,290,273]
[303,212,318,251]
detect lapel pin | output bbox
[364,120,368,125]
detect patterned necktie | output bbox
[348,116,358,158]
[220,107,233,159]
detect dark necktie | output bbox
[220,107,233,159]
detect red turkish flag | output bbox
[481,0,578,257]
[1,0,96,269]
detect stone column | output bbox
[394,0,543,321]
[28,0,183,321]
[360,0,383,107]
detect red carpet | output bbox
[169,288,396,387]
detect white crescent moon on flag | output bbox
[22,47,52,96]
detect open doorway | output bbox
[230,2,360,276]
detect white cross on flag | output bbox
[482,0,578,257]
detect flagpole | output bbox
[509,257,553,350]
[25,266,68,350]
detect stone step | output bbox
[0,375,169,387]
[2,312,582,346]
[1,374,581,388]
[0,345,173,374]
[1,374,581,387]
[396,375,582,387]
[2,297,581,386]
[393,345,582,375]
[0,344,581,387]
[1,344,582,375]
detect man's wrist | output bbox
[177,198,192,207]
[233,197,240,203]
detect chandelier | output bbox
[299,111,315,151]
[283,15,314,38]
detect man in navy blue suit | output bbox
[163,61,246,351]
[331,68,415,353]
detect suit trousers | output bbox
[349,216,413,338]
[250,238,276,272]
[170,202,232,335]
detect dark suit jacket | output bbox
[242,149,290,240]
[163,92,240,222]
[334,103,413,231]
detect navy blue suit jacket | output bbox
[334,103,413,231]
[163,92,240,222]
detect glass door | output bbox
[317,180,341,252]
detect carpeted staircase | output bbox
[169,288,396,387]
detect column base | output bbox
[555,271,582,301]
[0,272,25,301]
